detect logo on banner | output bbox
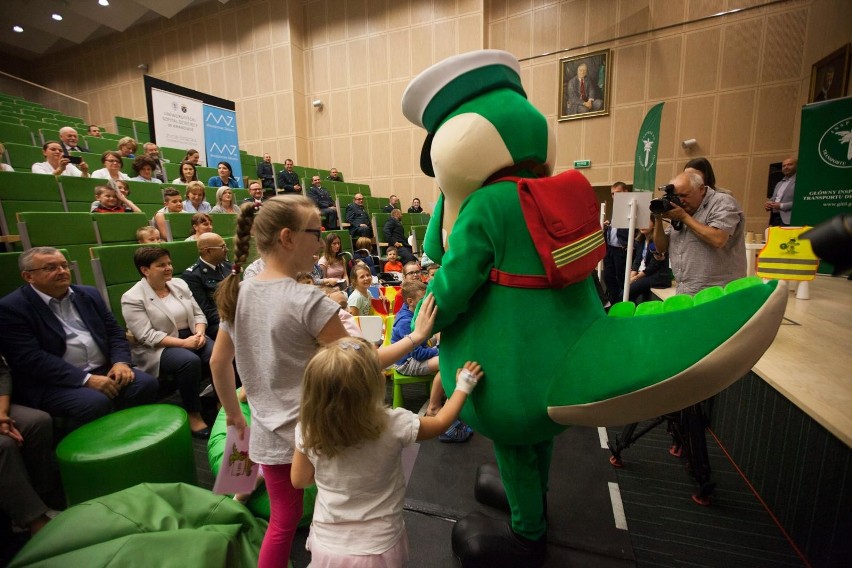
[818,116,852,168]
[637,131,657,171]
[171,102,189,113]
[209,143,238,156]
[206,113,234,127]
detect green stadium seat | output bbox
[0,122,35,145]
[0,248,80,297]
[371,212,392,255]
[410,224,428,254]
[93,213,149,244]
[164,212,194,241]
[0,173,64,238]
[3,143,45,170]
[100,132,123,141]
[83,136,116,155]
[164,162,184,182]
[114,116,134,137]
[58,176,102,210]
[195,166,218,183]
[210,213,238,239]
[123,182,166,205]
[158,147,186,163]
[17,212,98,285]
[38,128,61,145]
[68,150,102,170]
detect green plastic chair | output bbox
[634,300,664,316]
[663,294,694,313]
[17,212,98,285]
[0,122,35,145]
[3,142,44,170]
[164,212,194,241]
[93,212,149,244]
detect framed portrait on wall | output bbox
[808,43,850,103]
[558,49,611,121]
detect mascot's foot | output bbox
[474,463,511,513]
[548,277,788,427]
[452,511,546,568]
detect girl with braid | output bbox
[210,196,438,567]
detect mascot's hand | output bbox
[456,361,483,394]
[411,293,438,344]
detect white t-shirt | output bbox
[347,288,372,316]
[91,168,130,181]
[32,161,83,176]
[231,277,340,465]
[295,407,420,555]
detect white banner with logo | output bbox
[150,88,206,165]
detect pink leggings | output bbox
[258,463,304,568]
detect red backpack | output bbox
[490,170,604,289]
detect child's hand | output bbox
[455,361,483,394]
[411,293,437,342]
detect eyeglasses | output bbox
[203,244,228,251]
[104,159,121,164]
[26,262,70,274]
[302,228,323,241]
[405,270,422,276]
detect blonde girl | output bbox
[292,338,482,566]
[209,195,436,567]
[347,263,373,317]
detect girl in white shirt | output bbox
[292,338,482,566]
[31,141,89,177]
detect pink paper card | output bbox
[213,425,259,495]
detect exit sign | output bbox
[573,160,591,168]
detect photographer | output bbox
[653,172,746,295]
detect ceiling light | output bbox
[99,0,110,6]
[13,25,23,33]
[52,14,63,21]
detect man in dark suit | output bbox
[382,208,415,264]
[307,175,339,229]
[58,127,89,155]
[277,158,302,194]
[345,193,373,238]
[603,182,632,304]
[256,153,276,193]
[0,247,158,432]
[180,233,232,340]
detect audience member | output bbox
[243,181,265,205]
[383,246,403,273]
[142,142,168,183]
[0,248,158,432]
[136,226,162,244]
[425,263,440,282]
[208,161,239,188]
[257,153,275,191]
[347,264,373,317]
[130,155,162,183]
[277,158,302,194]
[92,185,141,213]
[628,216,671,302]
[210,195,436,565]
[90,151,130,186]
[172,160,199,184]
[184,149,201,165]
[181,233,232,340]
[407,198,423,213]
[0,143,13,172]
[186,213,213,241]
[345,193,373,238]
[291,339,478,566]
[326,168,342,182]
[121,247,213,437]
[183,181,212,213]
[392,281,439,377]
[58,127,89,154]
[320,286,361,337]
[0,356,60,536]
[115,179,131,198]
[86,125,102,138]
[603,181,631,304]
[211,186,240,214]
[318,233,349,288]
[152,188,184,240]
[382,194,401,213]
[383,208,416,264]
[403,261,422,283]
[653,172,746,295]
[307,175,339,229]
[32,141,89,177]
[117,137,137,158]
[351,237,378,276]
[242,257,265,280]
[765,157,797,227]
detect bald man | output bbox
[180,233,232,340]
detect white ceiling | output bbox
[0,0,219,60]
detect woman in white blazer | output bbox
[121,246,214,438]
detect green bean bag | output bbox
[10,483,266,568]
[207,395,316,527]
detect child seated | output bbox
[383,246,403,274]
[391,281,439,376]
[351,236,378,276]
[292,337,483,566]
[136,226,161,244]
[347,263,374,317]
[92,185,141,213]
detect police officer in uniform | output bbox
[180,232,232,340]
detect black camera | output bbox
[649,184,681,215]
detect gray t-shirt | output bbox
[666,188,746,295]
[231,277,340,465]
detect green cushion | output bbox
[9,482,266,568]
[207,394,317,526]
[56,405,197,506]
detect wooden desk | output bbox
[753,275,852,447]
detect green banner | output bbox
[632,102,665,192]
[794,96,852,226]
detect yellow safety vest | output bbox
[756,226,819,281]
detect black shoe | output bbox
[191,427,211,440]
[474,463,510,513]
[452,511,547,568]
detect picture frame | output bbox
[808,43,850,103]
[558,49,611,121]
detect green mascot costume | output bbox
[401,50,787,567]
